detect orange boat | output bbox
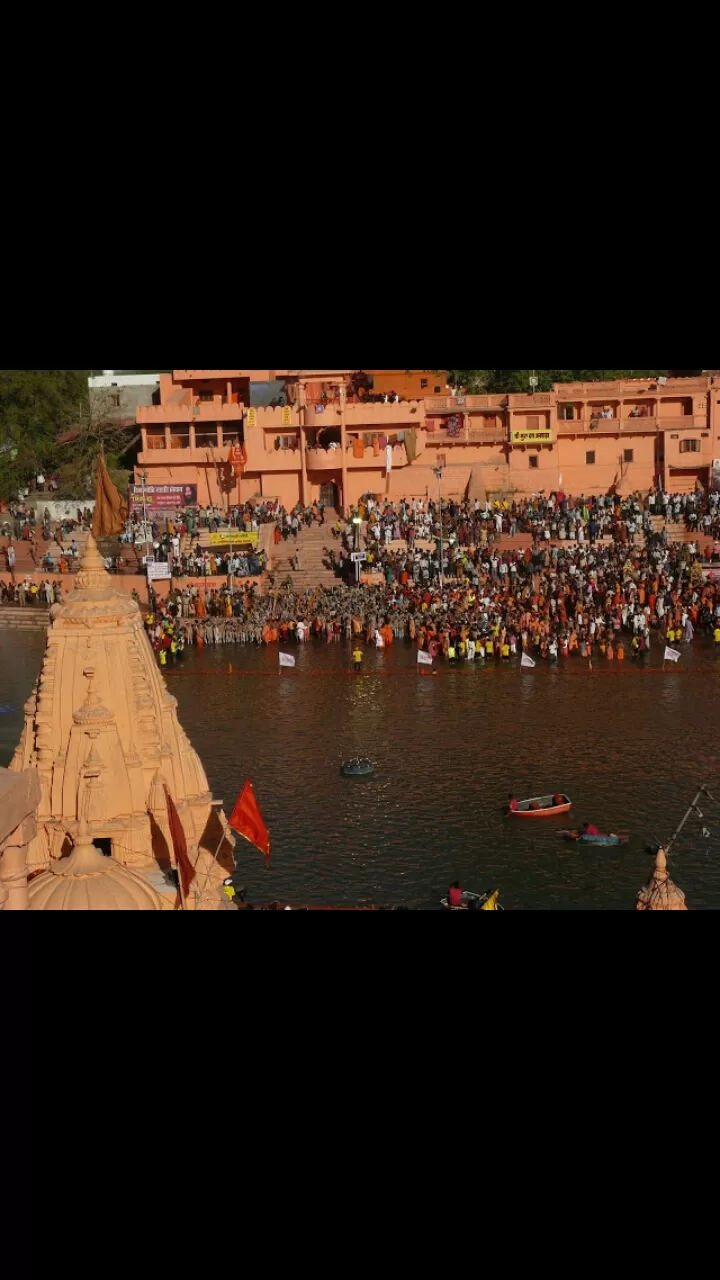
[510,793,571,817]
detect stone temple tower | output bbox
[9,534,235,909]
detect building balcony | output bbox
[506,393,554,408]
[424,396,505,413]
[342,402,425,426]
[424,427,507,445]
[305,445,409,470]
[138,403,245,424]
[556,415,703,435]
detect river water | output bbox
[2,629,719,909]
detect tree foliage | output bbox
[0,370,89,501]
[0,371,138,501]
[445,369,675,394]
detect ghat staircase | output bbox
[270,513,340,590]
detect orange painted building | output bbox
[135,371,720,515]
[363,370,450,398]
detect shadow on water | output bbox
[1,631,719,909]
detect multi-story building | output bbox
[88,370,160,424]
[134,370,720,515]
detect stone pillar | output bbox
[0,811,37,911]
[164,425,171,451]
[299,416,308,506]
[339,384,348,516]
[189,423,196,451]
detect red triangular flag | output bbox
[165,786,196,899]
[228,781,271,867]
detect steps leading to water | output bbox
[270,513,339,588]
[0,606,50,630]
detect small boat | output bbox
[560,830,628,847]
[510,794,571,817]
[340,758,375,778]
[441,890,504,911]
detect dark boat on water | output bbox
[340,758,375,778]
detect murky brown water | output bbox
[2,629,719,909]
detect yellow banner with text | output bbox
[208,531,259,547]
[510,428,554,445]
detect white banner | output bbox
[417,650,433,666]
[386,445,393,473]
[664,647,681,664]
[521,652,536,669]
[279,652,296,668]
[147,562,171,581]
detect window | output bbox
[624,449,634,463]
[110,394,121,408]
[679,439,700,453]
[529,455,539,469]
[559,404,574,421]
[420,378,428,390]
[434,386,441,393]
[586,451,596,465]
[199,390,213,402]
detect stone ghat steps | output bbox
[271,574,340,589]
[0,606,50,629]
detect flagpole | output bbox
[666,784,709,856]
[197,808,236,903]
[176,852,187,910]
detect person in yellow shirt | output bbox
[714,625,720,649]
[485,638,494,658]
[501,641,510,660]
[352,647,364,672]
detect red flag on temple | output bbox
[228,780,271,867]
[165,786,196,900]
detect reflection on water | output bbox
[1,631,719,909]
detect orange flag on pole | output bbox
[92,450,128,539]
[228,781,271,867]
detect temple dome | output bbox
[635,847,688,911]
[28,824,163,911]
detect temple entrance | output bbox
[320,482,339,509]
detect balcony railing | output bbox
[424,396,505,413]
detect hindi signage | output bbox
[281,406,293,427]
[208,530,259,547]
[510,427,554,445]
[247,408,258,428]
[130,484,198,513]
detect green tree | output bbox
[0,370,89,501]
[55,389,138,499]
[446,369,671,394]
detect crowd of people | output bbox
[139,522,720,663]
[4,489,720,664]
[335,490,720,590]
[0,578,63,606]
